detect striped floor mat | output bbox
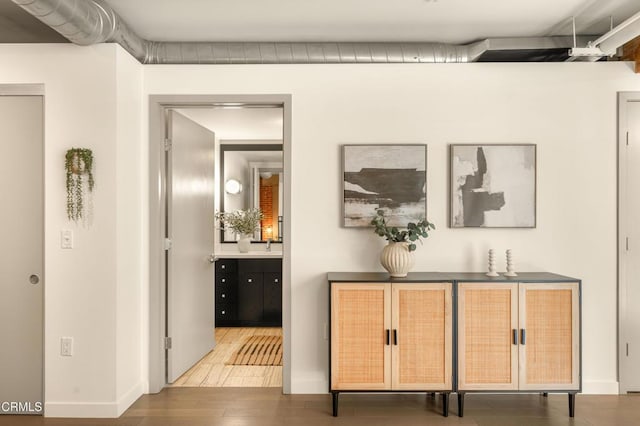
[226,335,282,366]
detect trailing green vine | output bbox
[65,148,95,223]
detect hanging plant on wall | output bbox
[65,148,95,223]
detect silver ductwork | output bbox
[12,0,486,64]
[12,0,609,64]
[12,0,148,60]
[145,41,483,64]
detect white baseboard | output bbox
[582,380,619,394]
[44,382,144,418]
[117,382,144,416]
[45,401,119,418]
[290,379,620,396]
[291,376,327,394]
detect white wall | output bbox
[0,44,144,417]
[1,43,637,419]
[145,62,640,394]
[114,47,144,414]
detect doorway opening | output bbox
[148,95,291,394]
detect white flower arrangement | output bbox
[215,208,263,236]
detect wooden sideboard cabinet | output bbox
[328,272,581,419]
[329,275,453,417]
[457,280,581,416]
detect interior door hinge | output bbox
[164,238,172,251]
[627,343,629,356]
[164,337,172,350]
[626,237,629,251]
[164,138,172,151]
[626,131,629,146]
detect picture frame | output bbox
[450,144,536,228]
[342,144,427,227]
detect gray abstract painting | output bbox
[451,144,536,228]
[343,145,427,227]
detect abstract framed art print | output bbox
[342,144,427,227]
[450,144,536,228]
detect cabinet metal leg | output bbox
[542,392,548,397]
[441,392,449,417]
[457,392,465,417]
[568,392,576,417]
[332,392,339,417]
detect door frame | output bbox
[0,83,45,414]
[148,94,292,393]
[618,91,640,393]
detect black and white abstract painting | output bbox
[451,144,536,228]
[343,144,427,227]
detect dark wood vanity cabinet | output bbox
[215,258,282,327]
[215,259,238,326]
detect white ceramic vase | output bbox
[380,241,415,277]
[237,234,252,253]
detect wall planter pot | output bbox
[65,148,95,223]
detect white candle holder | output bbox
[504,249,517,277]
[486,249,499,277]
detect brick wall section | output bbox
[260,176,274,240]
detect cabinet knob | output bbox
[221,278,226,283]
[248,278,253,283]
[274,278,279,283]
[221,310,226,315]
[221,265,226,270]
[221,293,226,298]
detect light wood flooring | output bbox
[171,327,282,388]
[1,390,639,425]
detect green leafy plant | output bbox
[65,148,95,222]
[215,208,263,236]
[371,209,435,252]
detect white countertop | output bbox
[215,251,282,259]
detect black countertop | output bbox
[327,271,580,283]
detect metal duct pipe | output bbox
[12,0,484,64]
[13,0,148,60]
[590,10,640,55]
[146,41,479,64]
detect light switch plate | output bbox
[61,337,73,356]
[61,229,73,249]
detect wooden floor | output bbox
[171,327,282,387]
[1,390,639,425]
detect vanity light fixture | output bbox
[225,178,242,194]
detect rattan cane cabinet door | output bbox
[519,283,580,390]
[458,283,519,390]
[331,283,391,390]
[391,283,452,390]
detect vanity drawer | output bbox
[215,302,236,324]
[216,288,235,304]
[215,259,237,275]
[216,274,236,288]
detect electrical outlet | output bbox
[61,337,73,356]
[61,230,73,249]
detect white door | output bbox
[167,110,216,383]
[621,97,640,392]
[0,93,44,414]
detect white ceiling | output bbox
[105,0,640,44]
